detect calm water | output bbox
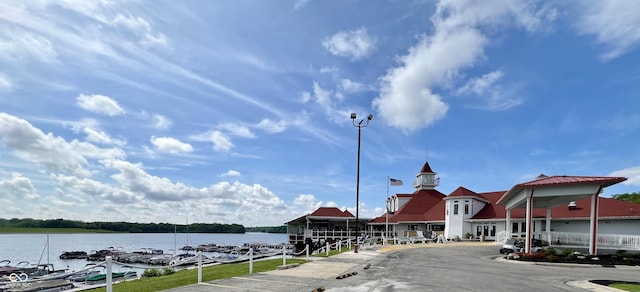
[0,233,287,273]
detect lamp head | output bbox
[367,114,373,121]
[350,113,357,119]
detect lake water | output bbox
[0,233,287,273]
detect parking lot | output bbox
[164,243,640,291]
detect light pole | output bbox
[351,112,373,253]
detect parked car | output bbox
[499,238,549,254]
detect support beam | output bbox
[589,185,603,255]
[505,209,511,237]
[546,208,551,246]
[525,189,534,254]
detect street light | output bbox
[351,112,373,253]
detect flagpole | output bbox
[385,176,389,246]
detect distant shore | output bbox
[0,227,117,234]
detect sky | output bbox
[1,0,640,227]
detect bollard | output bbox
[306,244,310,261]
[326,242,329,256]
[197,251,202,283]
[348,238,351,250]
[106,256,112,292]
[338,240,342,252]
[249,248,254,274]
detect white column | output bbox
[589,187,602,255]
[197,251,202,283]
[505,209,511,237]
[546,208,551,245]
[106,256,112,292]
[525,189,534,254]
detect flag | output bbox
[389,178,403,186]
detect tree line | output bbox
[0,218,246,233]
[611,192,640,204]
[245,226,287,233]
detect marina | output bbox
[0,232,289,291]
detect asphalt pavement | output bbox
[163,242,639,292]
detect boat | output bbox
[66,264,104,282]
[87,247,125,261]
[0,260,37,277]
[0,279,74,292]
[59,251,88,259]
[85,271,137,284]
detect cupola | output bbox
[414,161,439,190]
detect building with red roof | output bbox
[367,161,638,249]
[286,161,639,252]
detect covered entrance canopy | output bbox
[497,175,626,254]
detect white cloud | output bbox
[153,114,172,130]
[150,136,193,154]
[0,27,58,63]
[218,123,256,138]
[0,113,126,175]
[0,73,12,90]
[257,119,287,134]
[373,0,556,133]
[191,130,234,152]
[458,71,504,96]
[609,166,640,186]
[340,79,371,93]
[457,70,523,111]
[322,27,377,61]
[312,81,333,109]
[76,94,125,116]
[293,0,310,10]
[293,194,318,206]
[84,127,125,146]
[220,170,241,177]
[0,173,39,199]
[112,13,168,48]
[574,0,640,60]
[54,173,139,204]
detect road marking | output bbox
[232,276,308,286]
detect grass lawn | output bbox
[610,283,640,292]
[85,258,307,292]
[0,227,115,233]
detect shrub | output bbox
[162,268,175,276]
[142,268,162,278]
[544,248,557,255]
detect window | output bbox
[453,201,459,215]
[512,222,519,233]
[464,204,469,215]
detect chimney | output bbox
[568,201,577,210]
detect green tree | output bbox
[611,192,640,204]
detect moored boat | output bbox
[85,271,137,284]
[59,251,88,260]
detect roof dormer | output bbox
[414,161,439,190]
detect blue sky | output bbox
[1,0,639,227]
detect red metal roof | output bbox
[420,161,434,173]
[448,186,478,197]
[472,192,640,220]
[497,175,627,205]
[370,188,640,224]
[310,207,354,218]
[518,175,627,188]
[371,189,446,223]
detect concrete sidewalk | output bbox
[162,248,381,292]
